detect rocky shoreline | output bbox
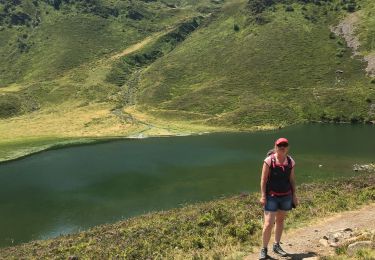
[353,163,375,172]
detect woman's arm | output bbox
[289,167,299,206]
[259,162,270,206]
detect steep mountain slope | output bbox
[135,0,375,127]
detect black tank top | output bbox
[266,154,293,196]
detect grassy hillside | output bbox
[0,0,223,161]
[136,0,375,127]
[0,0,218,114]
[0,0,213,85]
[0,171,373,259]
[357,0,375,56]
[0,0,375,161]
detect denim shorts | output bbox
[264,194,293,212]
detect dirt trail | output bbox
[109,29,170,60]
[244,203,375,260]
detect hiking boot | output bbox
[259,247,268,260]
[273,242,288,257]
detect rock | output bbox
[328,232,340,241]
[320,228,356,248]
[347,241,375,256]
[319,238,329,247]
[353,163,375,172]
[329,242,339,247]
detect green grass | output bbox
[357,0,375,55]
[0,171,373,259]
[323,244,375,260]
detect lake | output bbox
[0,123,374,247]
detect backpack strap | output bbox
[266,154,275,185]
[270,153,276,169]
[286,155,292,168]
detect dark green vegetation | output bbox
[247,0,358,16]
[0,171,373,258]
[106,16,205,88]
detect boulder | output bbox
[347,241,375,256]
[353,163,375,172]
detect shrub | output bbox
[46,0,62,10]
[346,3,356,12]
[247,0,274,14]
[350,115,364,124]
[226,220,261,242]
[329,31,336,39]
[10,12,31,25]
[197,212,215,226]
[0,95,22,118]
[358,187,375,201]
[127,9,144,20]
[285,5,294,12]
[233,24,240,31]
[254,14,270,25]
[336,48,345,57]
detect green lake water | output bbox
[0,123,374,247]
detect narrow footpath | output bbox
[245,203,375,259]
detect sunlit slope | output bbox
[0,0,222,162]
[136,0,375,127]
[0,0,218,118]
[0,0,211,85]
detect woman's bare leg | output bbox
[262,211,276,248]
[275,210,287,243]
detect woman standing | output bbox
[259,137,299,260]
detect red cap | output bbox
[275,137,289,145]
